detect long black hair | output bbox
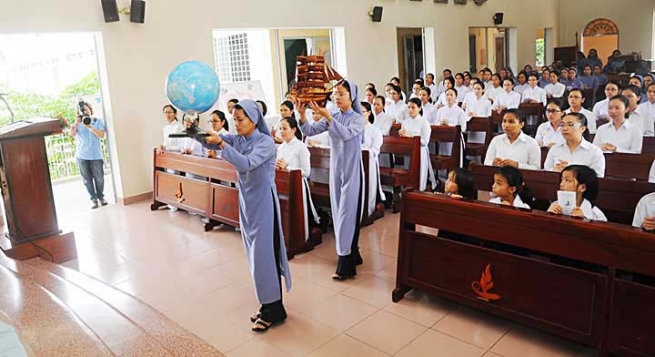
[361,102,374,124]
[280,116,303,141]
[451,168,476,200]
[496,166,533,205]
[210,110,229,131]
[561,165,599,204]
[281,100,296,119]
[256,100,268,116]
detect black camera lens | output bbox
[83,117,91,125]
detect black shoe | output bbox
[91,199,99,209]
[99,197,108,206]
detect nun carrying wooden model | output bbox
[297,80,366,280]
[199,99,291,332]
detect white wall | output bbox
[0,0,560,199]
[557,0,654,59]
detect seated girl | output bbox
[622,85,654,137]
[205,110,229,158]
[275,116,319,241]
[399,98,436,191]
[565,89,598,134]
[545,70,566,99]
[592,82,620,120]
[544,112,605,177]
[489,166,532,209]
[443,168,476,199]
[521,73,547,106]
[484,109,541,170]
[593,95,644,153]
[535,99,565,147]
[372,95,394,136]
[485,74,504,104]
[272,101,296,144]
[547,165,607,221]
[435,77,456,108]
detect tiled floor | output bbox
[53,182,598,356]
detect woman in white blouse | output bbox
[275,116,319,241]
[399,98,436,191]
[521,73,547,106]
[592,82,620,120]
[361,102,386,217]
[464,81,492,118]
[535,100,565,147]
[205,110,230,158]
[623,85,655,137]
[419,87,436,123]
[544,112,605,177]
[514,71,529,95]
[388,84,408,123]
[306,110,330,148]
[372,96,393,136]
[593,95,644,153]
[484,109,541,170]
[485,74,504,104]
[492,78,521,112]
[565,89,598,134]
[435,77,456,109]
[454,73,470,103]
[435,88,468,131]
[159,104,184,154]
[545,70,566,99]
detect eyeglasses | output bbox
[568,96,582,99]
[558,122,582,128]
[546,109,561,113]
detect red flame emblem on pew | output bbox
[471,264,501,302]
[175,182,185,203]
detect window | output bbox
[213,32,251,83]
[536,38,545,67]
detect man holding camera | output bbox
[69,101,107,209]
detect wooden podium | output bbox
[0,118,76,263]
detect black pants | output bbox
[260,193,286,322]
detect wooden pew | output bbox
[379,136,421,213]
[429,125,462,172]
[151,150,320,259]
[469,163,655,225]
[394,191,655,356]
[519,102,545,136]
[539,148,655,181]
[307,148,382,225]
[464,116,493,159]
[643,137,655,155]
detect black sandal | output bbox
[331,273,355,280]
[250,311,261,323]
[251,318,274,332]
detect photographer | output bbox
[69,101,107,209]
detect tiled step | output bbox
[0,264,112,356]
[25,258,223,357]
[0,254,223,356]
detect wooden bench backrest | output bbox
[380,136,421,189]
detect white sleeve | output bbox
[644,112,655,137]
[371,130,383,157]
[539,90,547,106]
[482,101,492,117]
[458,111,468,132]
[592,149,606,178]
[622,128,643,154]
[299,145,311,178]
[509,93,521,109]
[519,141,542,170]
[592,129,602,147]
[420,121,431,146]
[649,160,655,183]
[484,138,497,165]
[591,207,608,222]
[434,108,443,124]
[633,196,648,228]
[586,111,598,134]
[544,146,555,171]
[553,85,565,98]
[534,125,545,146]
[382,115,393,136]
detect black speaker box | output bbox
[130,0,146,24]
[101,0,119,23]
[493,12,504,25]
[371,6,383,22]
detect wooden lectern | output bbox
[0,118,76,263]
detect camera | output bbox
[78,99,91,125]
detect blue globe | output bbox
[165,61,220,115]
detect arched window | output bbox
[582,18,619,67]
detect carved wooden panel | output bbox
[583,18,619,36]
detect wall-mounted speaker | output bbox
[101,0,119,23]
[493,12,504,25]
[370,6,383,23]
[130,0,146,23]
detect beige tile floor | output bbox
[54,181,598,356]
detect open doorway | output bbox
[469,27,510,73]
[0,33,115,223]
[397,28,424,93]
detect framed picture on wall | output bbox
[434,0,448,3]
[454,0,467,4]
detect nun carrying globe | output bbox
[198,99,291,332]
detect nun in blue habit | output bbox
[298,80,366,280]
[198,99,291,332]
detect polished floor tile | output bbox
[490,326,582,357]
[433,306,513,349]
[396,329,486,357]
[227,340,289,357]
[304,294,378,332]
[306,334,389,357]
[346,310,426,355]
[259,313,339,357]
[383,289,455,327]
[342,276,396,308]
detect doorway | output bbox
[469,27,510,73]
[397,28,424,92]
[0,32,116,222]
